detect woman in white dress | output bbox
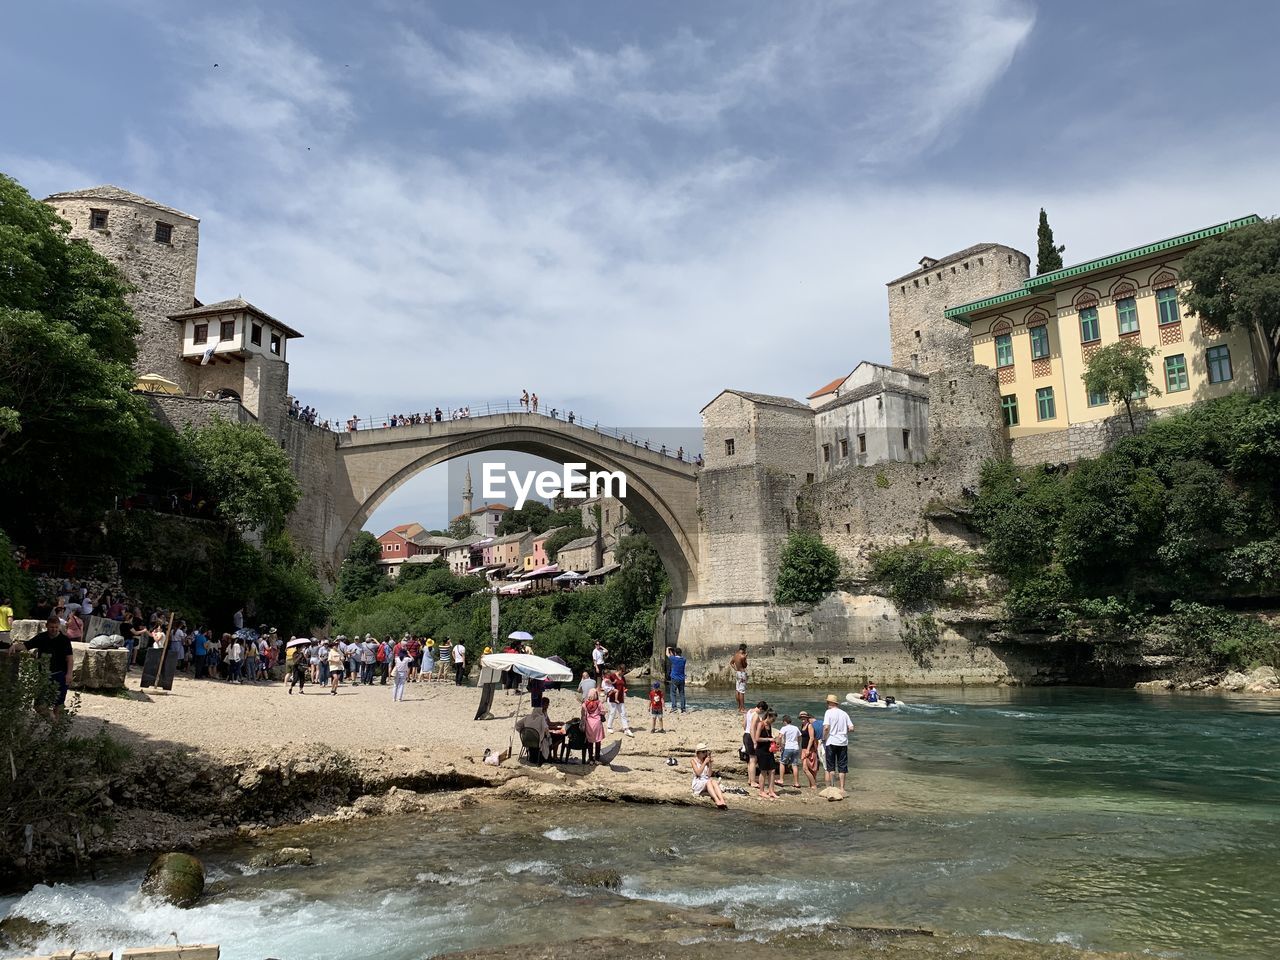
[690,744,728,810]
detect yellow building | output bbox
[945,216,1263,461]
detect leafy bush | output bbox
[774,532,840,605]
[1154,601,1280,672]
[972,392,1280,626]
[0,527,34,617]
[0,660,130,875]
[868,541,969,609]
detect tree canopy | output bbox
[774,532,841,605]
[1036,208,1065,275]
[337,531,385,604]
[1181,217,1280,389]
[0,174,156,537]
[179,417,300,533]
[1082,340,1160,432]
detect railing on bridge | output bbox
[299,399,701,465]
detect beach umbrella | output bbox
[286,638,311,648]
[507,630,533,641]
[134,373,183,395]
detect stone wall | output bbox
[800,363,1003,576]
[145,396,255,432]
[45,191,199,393]
[669,593,1090,687]
[887,243,1029,375]
[1008,407,1158,465]
[278,418,341,576]
[696,392,815,604]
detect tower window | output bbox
[822,444,830,462]
[219,320,235,341]
[839,438,849,458]
[902,429,911,450]
[724,438,735,456]
[154,221,173,243]
[90,209,108,230]
[251,323,263,346]
[857,433,867,453]
[914,330,921,339]
[193,323,208,345]
[270,333,281,355]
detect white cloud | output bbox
[64,1,1274,534]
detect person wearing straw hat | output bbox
[821,694,852,791]
[690,744,728,810]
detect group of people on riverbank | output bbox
[285,634,472,697]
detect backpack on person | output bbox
[376,643,387,663]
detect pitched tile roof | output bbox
[169,298,303,339]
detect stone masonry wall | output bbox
[145,395,255,431]
[278,418,340,576]
[800,363,1004,576]
[46,194,199,393]
[1009,407,1159,465]
[887,244,1029,375]
[671,593,1089,687]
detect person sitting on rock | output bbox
[690,744,728,810]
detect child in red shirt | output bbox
[648,681,665,733]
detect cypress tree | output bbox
[1036,208,1065,274]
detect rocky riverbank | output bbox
[10,675,863,884]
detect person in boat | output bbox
[866,682,879,703]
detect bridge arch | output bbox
[327,415,701,605]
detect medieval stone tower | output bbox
[886,243,1029,374]
[45,185,200,393]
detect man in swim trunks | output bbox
[728,644,748,714]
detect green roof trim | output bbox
[945,214,1261,325]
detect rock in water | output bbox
[564,866,622,889]
[249,846,314,868]
[819,787,845,801]
[142,852,206,907]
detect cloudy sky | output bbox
[5,0,1279,532]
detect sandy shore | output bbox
[71,671,861,818]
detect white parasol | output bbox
[480,652,572,682]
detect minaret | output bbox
[462,464,474,520]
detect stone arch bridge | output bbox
[321,414,701,603]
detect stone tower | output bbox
[886,243,1029,374]
[44,186,200,392]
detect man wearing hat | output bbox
[821,694,852,792]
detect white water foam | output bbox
[542,826,595,841]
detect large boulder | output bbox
[819,787,846,801]
[9,619,41,644]
[1244,666,1279,693]
[141,852,206,907]
[70,642,128,690]
[249,846,314,869]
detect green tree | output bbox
[447,514,474,540]
[1083,340,1161,432]
[180,417,300,533]
[774,532,840,605]
[1181,217,1280,389]
[337,531,385,604]
[869,542,970,608]
[0,174,155,535]
[1036,208,1065,274]
[0,527,34,617]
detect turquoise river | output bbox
[2,686,1277,960]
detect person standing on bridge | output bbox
[531,393,539,413]
[520,389,529,410]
